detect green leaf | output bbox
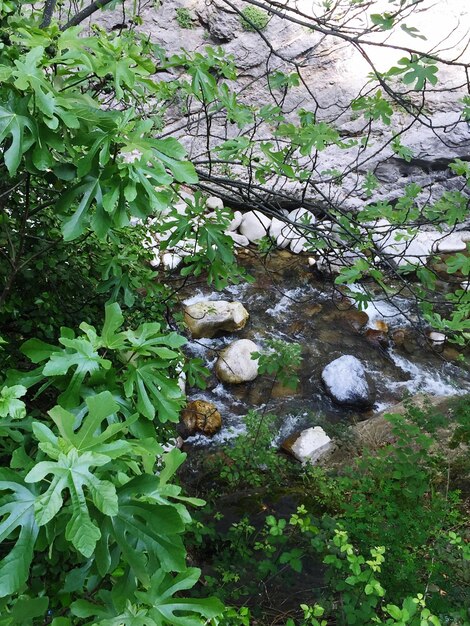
[0,101,36,175]
[10,596,49,623]
[25,449,116,557]
[136,568,224,626]
[0,471,39,597]
[0,386,27,420]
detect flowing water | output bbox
[180,250,470,446]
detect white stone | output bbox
[239,210,271,242]
[225,231,250,247]
[162,253,182,270]
[460,281,469,291]
[269,217,286,240]
[177,371,187,395]
[290,427,333,465]
[322,355,373,407]
[308,257,316,266]
[215,339,260,384]
[435,235,467,253]
[174,201,188,215]
[227,210,243,231]
[429,331,446,345]
[173,239,202,257]
[290,236,308,254]
[184,300,249,338]
[287,207,315,225]
[150,256,160,268]
[206,196,224,210]
[373,222,439,267]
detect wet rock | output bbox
[215,339,260,383]
[239,210,271,242]
[322,355,375,408]
[343,309,369,331]
[371,319,389,333]
[180,399,222,437]
[365,328,389,348]
[429,331,446,345]
[282,426,334,465]
[184,300,249,338]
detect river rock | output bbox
[290,236,308,254]
[184,300,249,338]
[225,231,249,247]
[433,234,467,253]
[180,399,222,437]
[372,220,439,267]
[239,210,271,242]
[429,331,446,345]
[283,426,334,465]
[322,355,375,408]
[215,339,260,383]
[162,252,182,270]
[206,196,224,210]
[227,210,243,231]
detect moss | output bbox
[240,6,269,32]
[175,7,194,29]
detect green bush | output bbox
[240,6,270,31]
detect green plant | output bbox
[240,6,270,32]
[210,410,290,489]
[175,7,194,29]
[0,303,224,622]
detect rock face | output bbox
[184,300,249,338]
[215,339,260,383]
[284,426,334,465]
[180,399,222,437]
[322,355,375,408]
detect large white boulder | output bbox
[322,355,375,407]
[289,426,334,465]
[215,339,260,383]
[184,300,249,338]
[239,210,271,242]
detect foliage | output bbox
[190,401,469,623]
[253,339,302,390]
[240,6,270,32]
[207,409,291,490]
[0,303,224,623]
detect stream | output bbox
[179,249,470,447]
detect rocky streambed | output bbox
[177,249,470,453]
